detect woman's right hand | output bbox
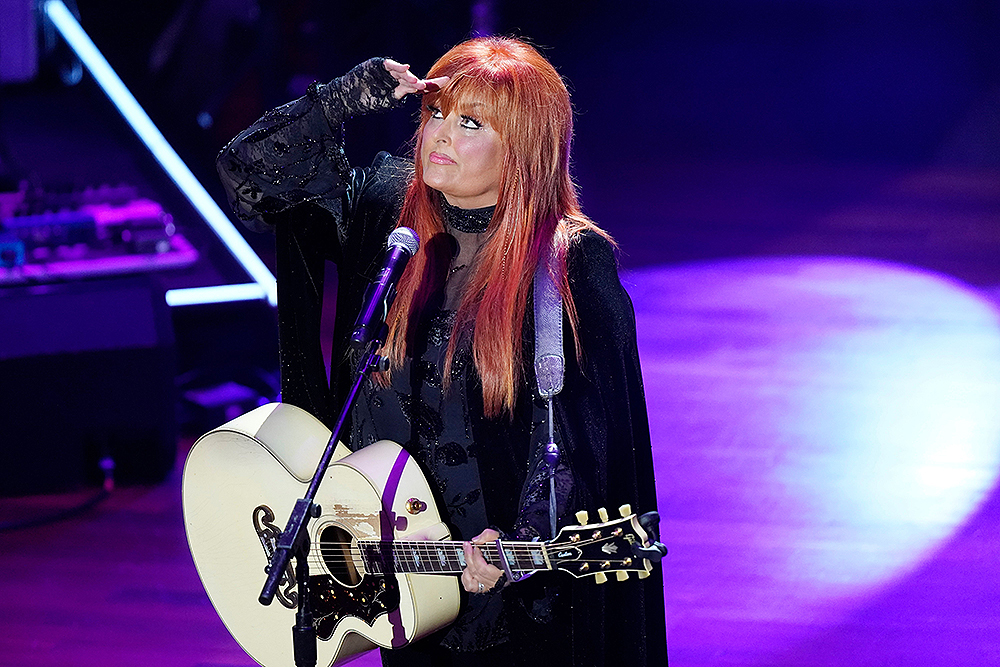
[384,59,449,100]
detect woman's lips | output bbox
[428,152,456,165]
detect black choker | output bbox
[440,199,495,234]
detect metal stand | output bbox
[258,342,386,667]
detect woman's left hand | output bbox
[461,529,504,594]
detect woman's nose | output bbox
[431,117,453,144]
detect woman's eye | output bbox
[427,105,443,119]
[460,116,483,130]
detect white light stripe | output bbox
[165,284,268,307]
[43,0,277,306]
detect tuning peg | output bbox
[638,569,650,579]
[597,507,609,522]
[618,503,632,518]
[616,571,629,582]
[594,572,608,584]
[575,510,589,525]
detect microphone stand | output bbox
[258,329,388,667]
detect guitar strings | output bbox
[310,534,624,557]
[295,555,636,573]
[292,534,635,571]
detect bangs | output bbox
[421,70,510,132]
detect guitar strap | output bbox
[533,242,564,540]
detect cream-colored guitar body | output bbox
[182,402,459,667]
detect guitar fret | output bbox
[356,540,549,575]
[483,544,547,573]
[358,540,466,574]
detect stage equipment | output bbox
[40,0,277,307]
[0,194,197,285]
[0,274,177,497]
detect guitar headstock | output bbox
[546,505,666,583]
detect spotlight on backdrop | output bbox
[0,0,41,83]
[0,0,81,85]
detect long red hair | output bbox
[381,36,610,418]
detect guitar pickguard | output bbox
[311,573,401,640]
[254,507,402,640]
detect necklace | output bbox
[440,199,494,234]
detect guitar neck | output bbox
[347,511,658,582]
[356,539,549,576]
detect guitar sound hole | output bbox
[318,525,362,586]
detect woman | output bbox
[218,36,666,667]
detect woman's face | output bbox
[421,103,503,210]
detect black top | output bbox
[353,307,487,540]
[217,57,667,666]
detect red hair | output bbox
[381,36,611,418]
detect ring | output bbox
[478,582,485,593]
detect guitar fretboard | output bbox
[356,540,549,575]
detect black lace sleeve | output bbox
[216,57,402,231]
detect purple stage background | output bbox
[2,1,1000,665]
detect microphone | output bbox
[350,227,420,350]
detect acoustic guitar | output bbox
[182,402,661,667]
